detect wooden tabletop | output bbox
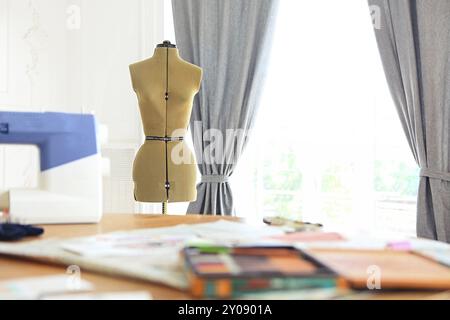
[0,213,449,300]
[0,214,238,300]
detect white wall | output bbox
[0,0,8,93]
[0,0,165,213]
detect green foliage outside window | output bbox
[374,160,419,196]
[257,149,418,218]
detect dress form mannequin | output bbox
[129,41,202,211]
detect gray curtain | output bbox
[369,0,450,242]
[172,0,279,215]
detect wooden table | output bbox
[0,214,449,300]
[0,214,238,300]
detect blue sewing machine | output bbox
[0,111,103,224]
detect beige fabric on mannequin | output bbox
[129,46,202,203]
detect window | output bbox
[164,0,419,236]
[232,0,418,237]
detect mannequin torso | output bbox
[130,47,202,203]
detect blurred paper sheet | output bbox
[42,291,152,300]
[268,232,345,243]
[60,220,284,257]
[0,275,94,300]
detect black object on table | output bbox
[0,223,44,241]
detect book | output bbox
[183,245,346,299]
[306,248,450,290]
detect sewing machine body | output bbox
[0,112,103,224]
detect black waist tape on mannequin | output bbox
[146,136,184,142]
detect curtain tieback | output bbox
[420,167,450,182]
[201,175,229,183]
